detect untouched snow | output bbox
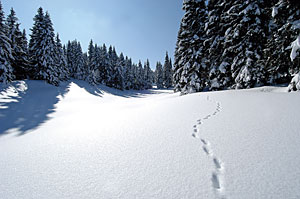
[1,80,300,199]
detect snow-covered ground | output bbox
[0,80,300,199]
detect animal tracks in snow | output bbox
[212,172,221,189]
[202,145,212,156]
[192,95,226,198]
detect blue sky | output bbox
[2,0,184,69]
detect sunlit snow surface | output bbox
[0,80,300,199]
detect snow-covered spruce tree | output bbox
[222,0,267,89]
[130,63,138,89]
[66,40,86,80]
[123,56,133,90]
[287,1,300,91]
[144,59,152,89]
[137,60,145,89]
[288,36,300,91]
[155,61,164,89]
[205,0,237,90]
[6,8,29,80]
[28,8,46,79]
[98,44,109,84]
[55,33,69,81]
[93,44,102,84]
[29,9,59,85]
[0,2,14,83]
[87,40,97,84]
[74,41,86,80]
[82,52,89,80]
[173,0,208,94]
[66,40,75,77]
[264,0,300,84]
[163,52,173,88]
[19,28,30,79]
[118,52,126,90]
[107,46,123,90]
[21,29,28,56]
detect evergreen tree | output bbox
[0,2,14,83]
[66,40,75,77]
[163,52,173,88]
[155,61,164,89]
[87,40,97,84]
[118,52,126,89]
[265,0,300,84]
[93,44,102,84]
[6,8,28,80]
[144,59,152,89]
[55,33,69,80]
[137,60,144,89]
[28,7,44,79]
[21,29,28,54]
[107,46,123,89]
[173,0,208,94]
[206,0,235,90]
[221,0,267,88]
[66,40,86,80]
[29,9,59,85]
[82,52,89,80]
[74,41,86,80]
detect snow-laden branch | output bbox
[290,36,300,62]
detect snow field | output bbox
[1,81,300,199]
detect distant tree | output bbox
[55,33,69,80]
[118,52,126,89]
[106,46,123,89]
[155,61,164,89]
[66,40,75,77]
[74,41,86,80]
[123,56,132,89]
[67,40,86,81]
[87,40,97,84]
[163,52,173,88]
[144,59,152,89]
[98,44,109,84]
[137,60,144,89]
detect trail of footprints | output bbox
[192,96,226,198]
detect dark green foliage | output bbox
[174,0,300,94]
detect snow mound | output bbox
[288,73,300,92]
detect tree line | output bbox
[0,1,173,90]
[174,0,300,94]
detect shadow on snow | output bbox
[0,80,70,136]
[0,79,171,137]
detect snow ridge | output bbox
[192,96,226,198]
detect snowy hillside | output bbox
[0,80,300,199]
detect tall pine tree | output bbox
[29,8,59,85]
[155,61,164,89]
[173,0,208,94]
[0,1,14,83]
[163,52,173,88]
